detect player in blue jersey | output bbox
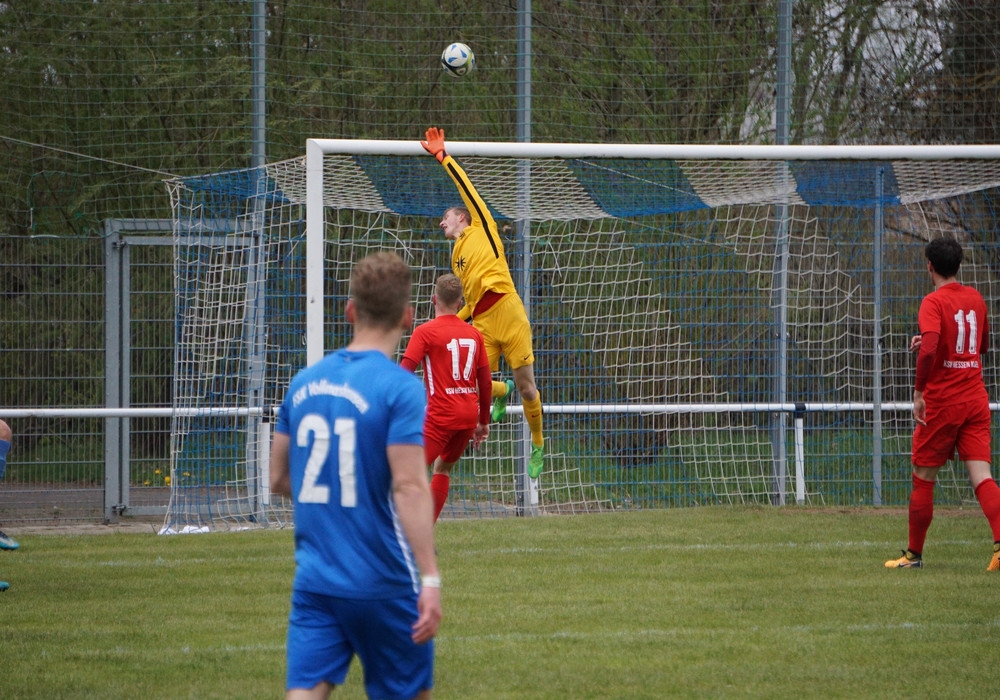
[0,419,15,592]
[270,252,442,700]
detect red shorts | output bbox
[912,398,992,467]
[424,420,476,466]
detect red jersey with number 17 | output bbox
[917,281,990,407]
[401,314,491,430]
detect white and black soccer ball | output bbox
[441,42,475,78]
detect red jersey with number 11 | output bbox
[917,281,990,407]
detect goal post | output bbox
[165,140,1000,531]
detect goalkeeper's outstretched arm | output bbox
[421,126,496,235]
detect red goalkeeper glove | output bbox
[421,127,447,163]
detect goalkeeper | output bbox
[421,126,545,478]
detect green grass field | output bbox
[1,507,997,699]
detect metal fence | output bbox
[5,2,1000,525]
[1,221,175,524]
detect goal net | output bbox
[165,142,1000,531]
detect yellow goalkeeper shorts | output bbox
[473,292,535,371]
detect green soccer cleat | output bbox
[885,550,922,569]
[491,379,515,422]
[0,581,8,592]
[528,443,544,479]
[0,530,18,551]
[988,543,1000,572]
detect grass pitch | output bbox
[1,507,997,699]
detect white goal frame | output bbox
[305,139,1000,507]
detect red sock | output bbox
[908,474,935,555]
[430,473,450,523]
[974,478,1000,542]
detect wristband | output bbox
[421,575,442,589]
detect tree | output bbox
[920,0,1000,143]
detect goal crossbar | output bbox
[308,139,1000,161]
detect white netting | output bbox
[164,147,1000,530]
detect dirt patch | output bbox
[3,517,163,536]
[771,505,983,518]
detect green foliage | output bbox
[1,0,996,240]
[2,508,998,698]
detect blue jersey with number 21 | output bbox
[275,348,427,600]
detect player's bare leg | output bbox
[287,680,335,700]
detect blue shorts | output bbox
[0,439,10,481]
[286,589,434,700]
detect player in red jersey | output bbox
[886,237,1000,570]
[402,274,492,522]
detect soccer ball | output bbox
[441,42,475,78]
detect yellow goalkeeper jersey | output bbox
[441,155,517,321]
